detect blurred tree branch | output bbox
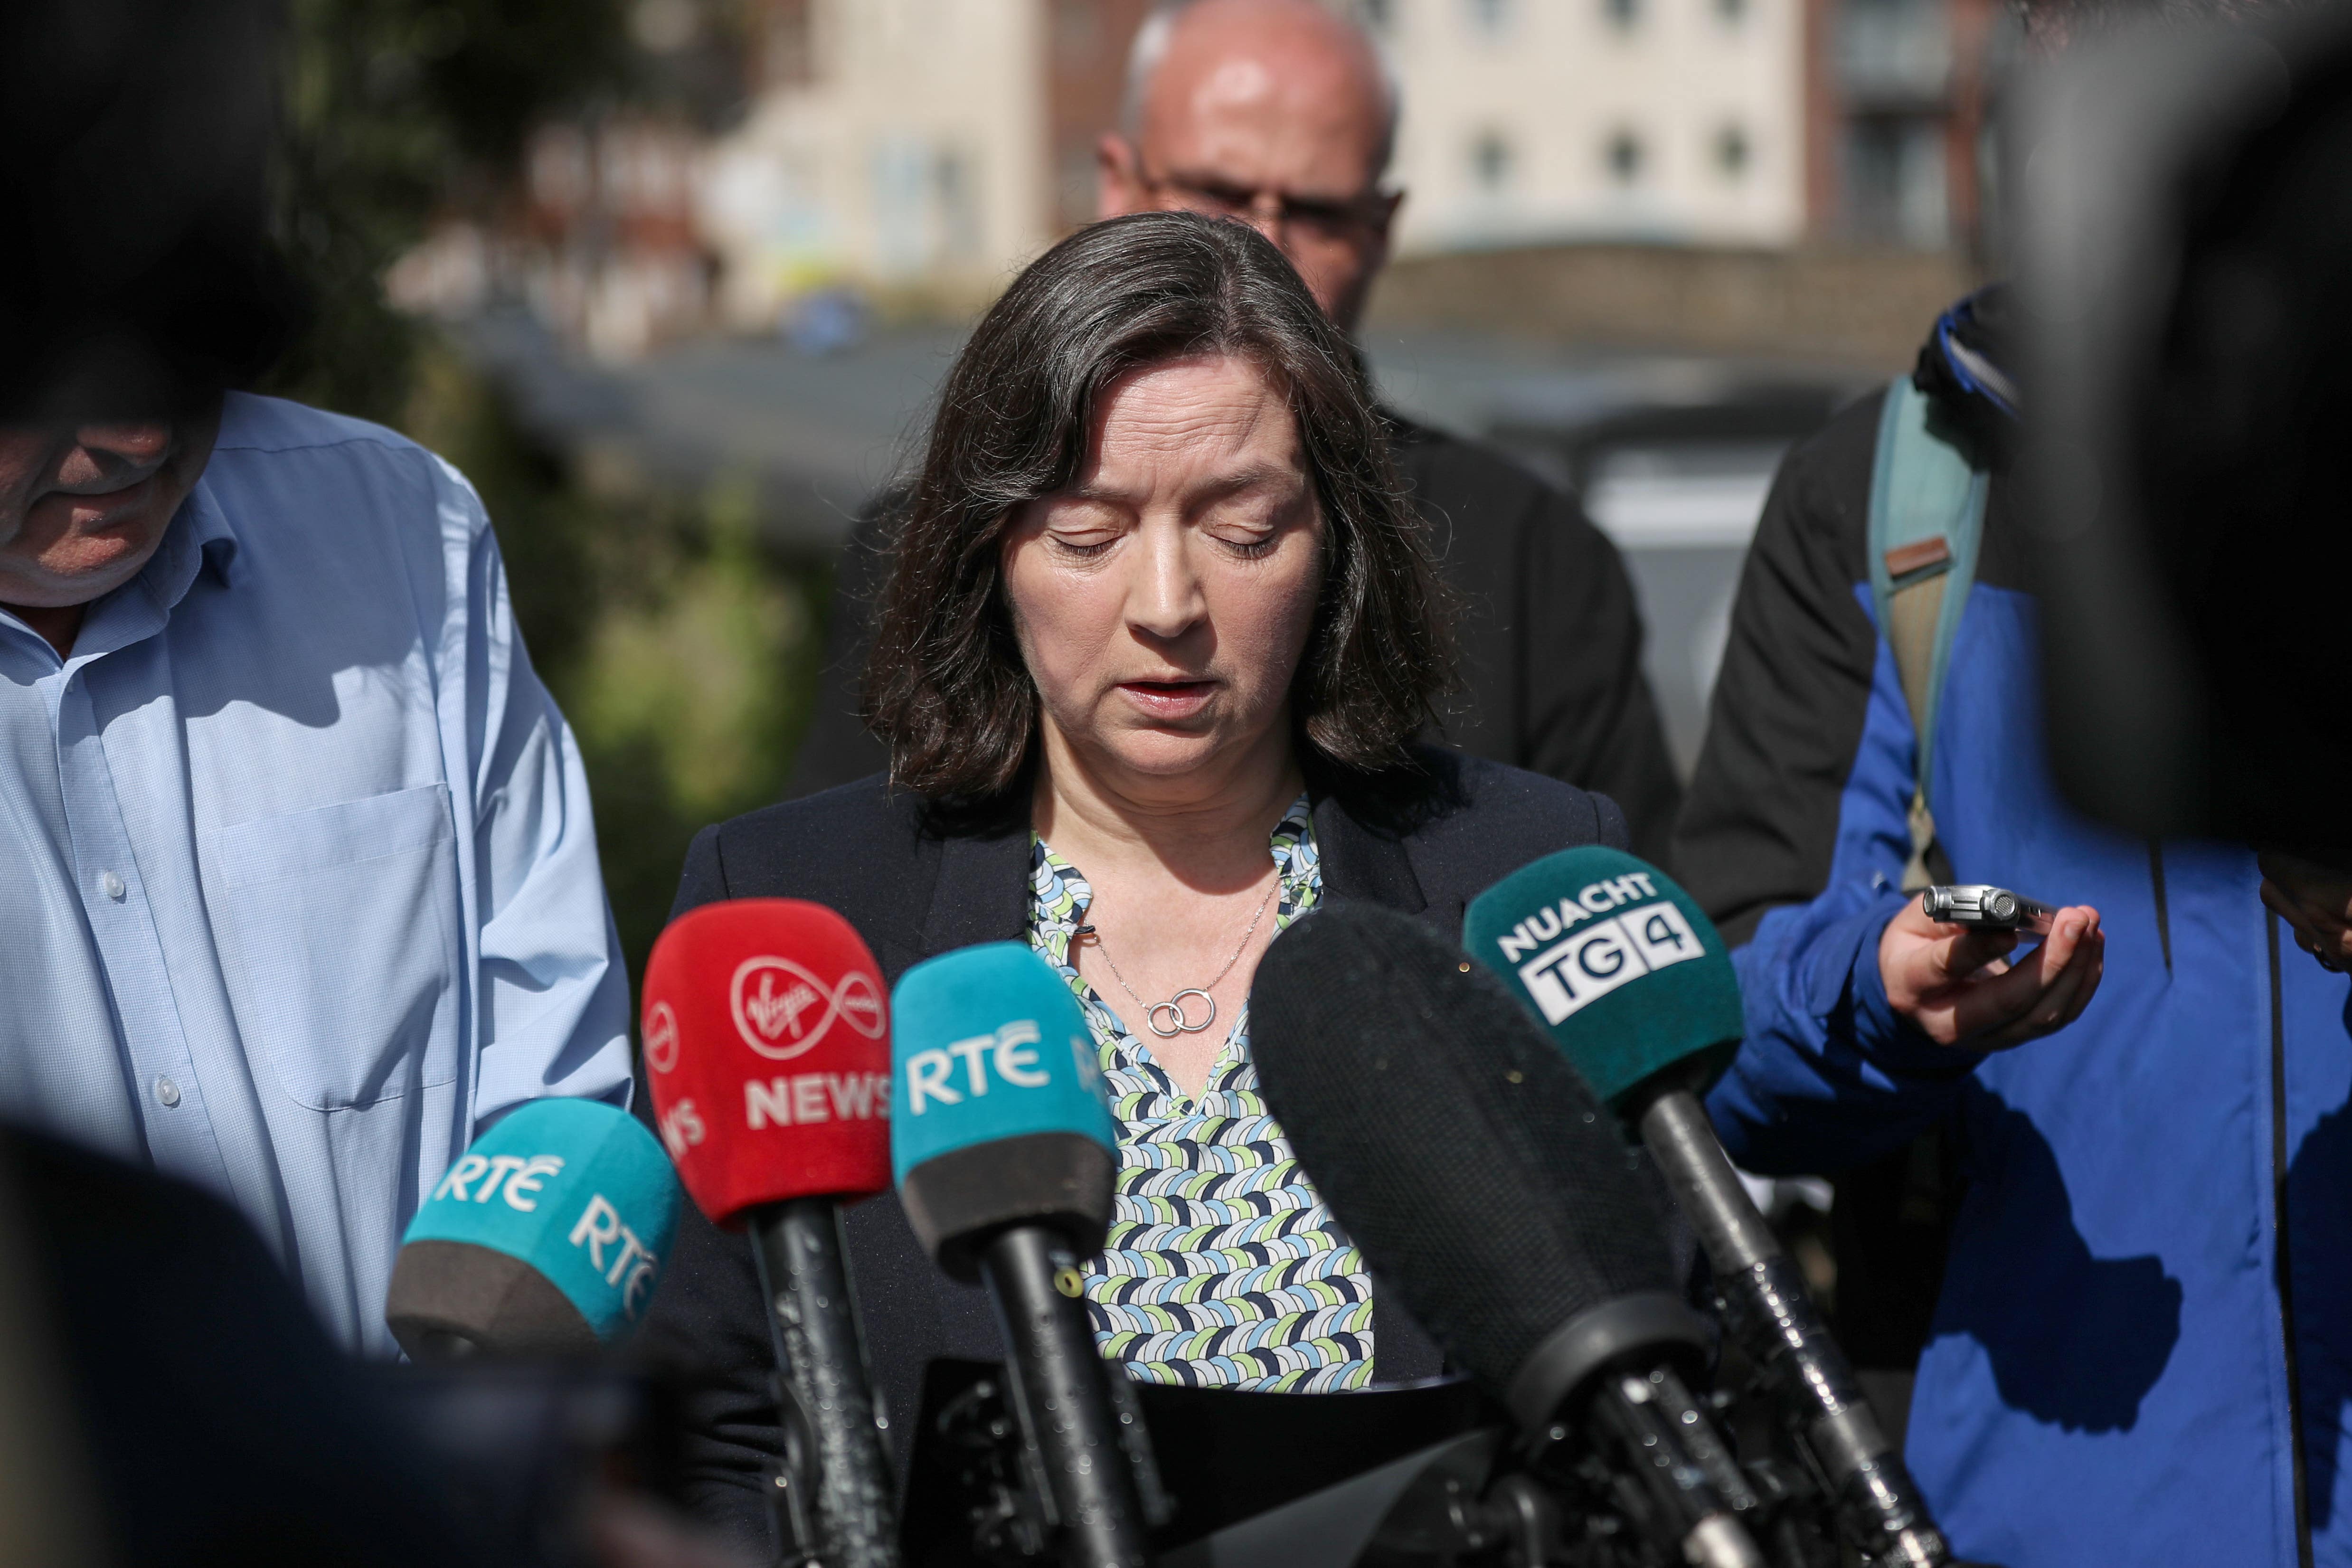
[260,0,631,422]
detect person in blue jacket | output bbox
[1672,274,2352,1567]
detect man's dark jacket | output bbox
[635,750,1630,1552]
[787,414,1682,859]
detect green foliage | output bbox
[573,479,808,826]
[403,345,827,992]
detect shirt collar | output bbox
[124,479,238,622]
[182,478,241,590]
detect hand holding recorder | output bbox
[1880,885,2104,1050]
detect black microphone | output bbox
[889,942,1167,1568]
[1467,848,1951,1568]
[1251,903,1766,1568]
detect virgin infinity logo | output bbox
[643,1002,680,1074]
[730,955,885,1061]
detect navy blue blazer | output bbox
[635,748,1628,1550]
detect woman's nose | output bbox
[1125,528,1206,640]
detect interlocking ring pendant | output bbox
[1145,989,1217,1038]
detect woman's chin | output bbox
[1091,727,1243,783]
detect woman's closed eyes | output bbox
[1035,483,1308,565]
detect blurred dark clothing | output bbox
[8,1125,488,1568]
[789,412,1682,860]
[0,0,299,416]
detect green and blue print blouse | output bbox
[1027,794,1373,1392]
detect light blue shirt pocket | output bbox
[214,782,463,1110]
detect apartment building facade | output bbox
[682,0,1997,331]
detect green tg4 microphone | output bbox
[1466,847,1952,1568]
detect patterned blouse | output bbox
[1028,794,1374,1393]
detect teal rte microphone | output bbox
[1466,848,1951,1568]
[891,943,1161,1568]
[387,1097,681,1360]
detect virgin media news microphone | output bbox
[1465,848,1951,1568]
[641,898,897,1568]
[387,1096,681,1360]
[1250,904,1766,1568]
[891,942,1160,1568]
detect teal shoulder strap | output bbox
[1866,376,1989,891]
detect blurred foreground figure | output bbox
[2019,17,2352,958]
[790,0,1681,856]
[0,1125,492,1568]
[0,0,632,1356]
[0,1119,756,1568]
[1672,8,2352,1566]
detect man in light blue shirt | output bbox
[0,386,634,1356]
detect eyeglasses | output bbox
[1136,165,1395,249]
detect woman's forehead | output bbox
[1077,353,1301,491]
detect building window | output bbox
[1715,0,1747,21]
[1603,0,1641,28]
[1715,123,1751,178]
[935,150,981,260]
[1472,130,1515,191]
[873,139,984,276]
[1845,117,1949,246]
[1606,129,1645,185]
[1839,0,1951,101]
[1467,0,1511,34]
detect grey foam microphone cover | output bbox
[901,1133,1119,1282]
[1251,904,1706,1427]
[386,1239,599,1360]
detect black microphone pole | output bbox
[979,1226,1155,1568]
[747,1199,898,1568]
[1635,1084,1948,1568]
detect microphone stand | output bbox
[748,1199,899,1568]
[1637,1089,1948,1568]
[980,1226,1154,1568]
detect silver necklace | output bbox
[1077,878,1280,1038]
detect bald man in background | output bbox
[788,0,1681,855]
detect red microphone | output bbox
[643,899,898,1568]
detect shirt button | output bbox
[154,1077,181,1109]
[97,870,125,902]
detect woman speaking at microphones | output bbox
[638,210,1634,1546]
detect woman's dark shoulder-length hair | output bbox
[861,209,1455,812]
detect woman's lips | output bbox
[1116,679,1218,720]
